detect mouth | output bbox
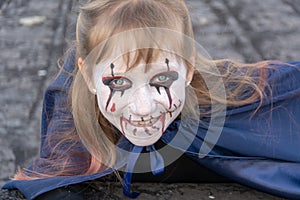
[120,114,165,136]
[129,116,160,127]
[121,114,162,127]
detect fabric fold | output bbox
[147,145,165,176]
[123,144,165,198]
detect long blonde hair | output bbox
[14,0,271,180]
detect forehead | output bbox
[103,51,183,75]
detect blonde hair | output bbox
[73,0,196,174]
[14,0,272,180]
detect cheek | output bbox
[150,87,169,108]
[169,81,186,111]
[110,103,116,113]
[97,86,130,114]
[171,80,186,97]
[96,87,111,111]
[169,88,185,111]
[150,84,185,111]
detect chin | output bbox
[126,132,162,146]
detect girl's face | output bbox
[94,53,189,146]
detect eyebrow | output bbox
[110,63,115,77]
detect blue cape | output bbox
[3,50,300,199]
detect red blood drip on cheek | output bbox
[110,103,116,113]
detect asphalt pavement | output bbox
[1,0,300,199]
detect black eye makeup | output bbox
[149,69,179,109]
[149,71,178,91]
[102,63,133,111]
[103,76,132,92]
[149,58,179,109]
[101,59,179,111]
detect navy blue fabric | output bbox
[3,49,300,200]
[123,145,143,198]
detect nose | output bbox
[129,86,156,116]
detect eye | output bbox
[112,78,126,86]
[157,75,168,82]
[102,76,132,91]
[150,71,179,88]
[110,77,132,90]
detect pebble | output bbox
[199,17,209,26]
[19,16,46,26]
[37,69,47,77]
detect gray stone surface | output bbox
[1,0,299,199]
[0,0,79,186]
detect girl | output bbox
[3,0,300,199]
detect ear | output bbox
[78,57,83,70]
[77,57,97,94]
[185,64,194,87]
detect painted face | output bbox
[94,53,188,146]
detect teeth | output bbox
[130,116,159,127]
[132,119,152,126]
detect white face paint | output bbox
[94,53,188,146]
